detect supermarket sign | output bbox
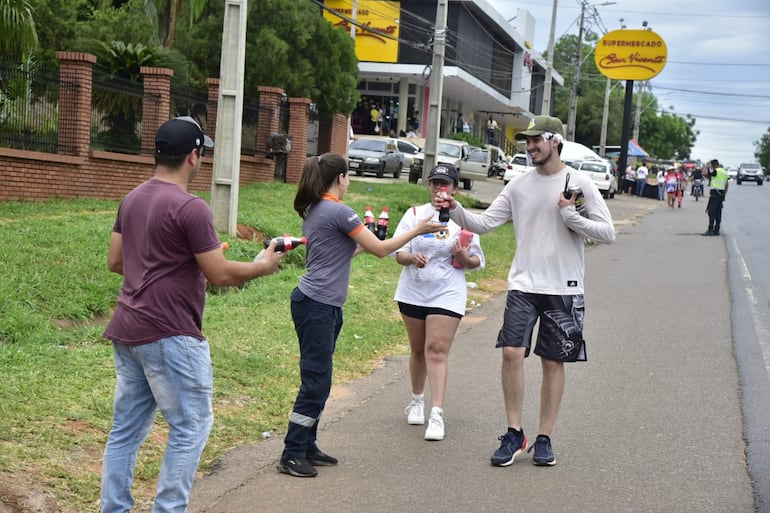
[594,29,667,80]
[323,0,400,64]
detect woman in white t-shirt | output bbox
[394,164,486,442]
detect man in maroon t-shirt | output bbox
[100,117,285,513]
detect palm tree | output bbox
[0,0,38,58]
[144,0,207,48]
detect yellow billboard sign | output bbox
[323,1,400,64]
[594,29,667,80]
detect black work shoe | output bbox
[306,447,338,466]
[701,229,714,236]
[277,454,317,477]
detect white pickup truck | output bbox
[408,138,499,190]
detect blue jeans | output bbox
[101,336,214,513]
[284,288,342,458]
[636,178,646,197]
[658,183,664,200]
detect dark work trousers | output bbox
[284,287,342,458]
[706,190,725,233]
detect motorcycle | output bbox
[692,178,704,201]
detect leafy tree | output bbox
[244,0,358,114]
[75,0,156,50]
[0,0,38,60]
[81,40,189,152]
[143,0,207,48]
[176,0,359,115]
[754,128,770,170]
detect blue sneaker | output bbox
[528,434,556,466]
[490,430,528,467]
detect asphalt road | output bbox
[189,184,758,513]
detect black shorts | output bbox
[398,302,462,320]
[496,290,586,362]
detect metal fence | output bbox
[90,70,144,155]
[0,61,61,154]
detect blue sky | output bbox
[489,0,770,167]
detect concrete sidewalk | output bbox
[190,194,754,513]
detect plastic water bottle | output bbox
[376,207,389,241]
[438,187,450,223]
[364,205,376,233]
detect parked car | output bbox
[736,162,763,185]
[408,138,489,190]
[463,145,507,180]
[347,138,403,178]
[394,138,422,171]
[577,160,616,199]
[503,153,533,184]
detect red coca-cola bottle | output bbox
[254,235,306,261]
[265,235,307,252]
[376,207,390,241]
[438,186,451,223]
[364,205,376,233]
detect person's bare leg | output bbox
[424,315,461,408]
[501,346,526,429]
[538,357,565,436]
[401,315,427,394]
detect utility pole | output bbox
[599,76,611,156]
[633,80,644,141]
[566,0,586,141]
[567,1,615,141]
[421,0,448,180]
[541,0,558,115]
[210,0,247,235]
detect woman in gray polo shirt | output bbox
[277,153,443,478]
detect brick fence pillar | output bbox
[140,67,174,155]
[286,97,311,184]
[256,86,285,156]
[329,113,349,156]
[56,52,96,156]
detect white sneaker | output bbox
[404,398,424,425]
[424,407,445,441]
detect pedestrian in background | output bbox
[656,166,665,201]
[676,166,687,208]
[455,114,465,134]
[278,153,444,478]
[703,158,729,236]
[395,164,485,442]
[624,165,635,195]
[635,162,648,197]
[101,117,286,513]
[664,166,679,209]
[445,116,615,468]
[487,115,499,145]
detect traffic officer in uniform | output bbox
[703,158,729,236]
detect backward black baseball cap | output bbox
[155,116,214,156]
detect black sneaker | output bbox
[490,430,528,467]
[307,447,338,466]
[702,229,714,236]
[527,434,556,466]
[277,453,318,477]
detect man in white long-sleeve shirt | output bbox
[446,115,615,468]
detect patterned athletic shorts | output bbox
[496,290,586,362]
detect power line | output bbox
[668,60,770,67]
[652,85,770,99]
